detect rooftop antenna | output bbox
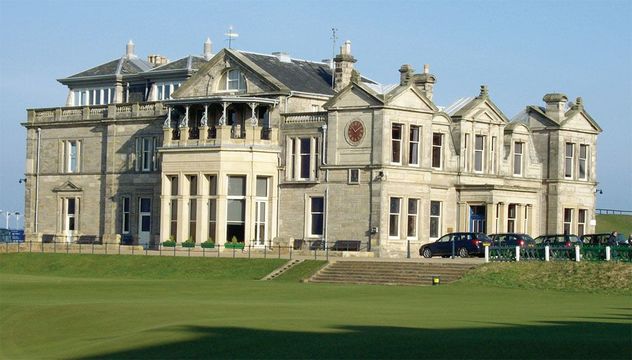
[331,27,338,89]
[225,25,239,49]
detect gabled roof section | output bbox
[239,51,335,95]
[52,181,83,193]
[323,80,384,109]
[560,99,603,133]
[447,86,510,124]
[384,85,438,111]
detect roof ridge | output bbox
[237,50,329,65]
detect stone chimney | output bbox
[272,52,291,63]
[203,38,213,60]
[571,97,584,111]
[126,40,136,59]
[333,40,357,92]
[542,93,568,122]
[478,85,489,99]
[147,55,169,66]
[411,64,436,101]
[399,64,414,86]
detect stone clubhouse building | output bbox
[21,39,602,256]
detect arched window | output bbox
[226,69,245,91]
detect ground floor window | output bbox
[407,199,418,239]
[507,204,517,233]
[121,196,130,234]
[430,201,441,238]
[309,197,325,237]
[563,208,573,234]
[169,200,177,240]
[389,197,402,238]
[577,209,587,236]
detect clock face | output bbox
[347,120,365,144]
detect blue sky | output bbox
[0,0,631,227]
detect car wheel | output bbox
[422,248,432,258]
[458,247,469,258]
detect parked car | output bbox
[419,232,492,258]
[534,234,582,247]
[580,233,628,246]
[489,233,536,248]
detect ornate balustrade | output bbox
[27,102,166,123]
[282,111,327,124]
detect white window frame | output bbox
[63,140,80,173]
[135,136,158,172]
[389,197,402,239]
[308,196,325,238]
[513,142,523,176]
[391,124,403,164]
[207,174,218,243]
[563,208,573,234]
[348,169,360,184]
[73,87,115,106]
[156,82,181,100]
[407,198,419,240]
[227,69,244,91]
[288,136,320,181]
[409,126,420,166]
[578,209,587,236]
[474,135,485,173]
[432,133,443,169]
[429,200,442,239]
[565,143,574,179]
[491,136,497,174]
[463,133,469,171]
[578,144,588,180]
[507,204,517,233]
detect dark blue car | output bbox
[419,232,492,258]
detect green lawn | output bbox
[0,254,630,359]
[596,214,632,236]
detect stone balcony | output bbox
[163,124,278,147]
[26,102,166,124]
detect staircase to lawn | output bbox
[308,261,477,286]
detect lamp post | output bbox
[14,212,21,230]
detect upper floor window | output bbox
[391,124,402,164]
[62,140,80,173]
[135,137,158,172]
[409,126,420,166]
[432,133,443,169]
[513,142,523,176]
[288,137,320,181]
[156,82,181,100]
[491,136,497,174]
[578,144,588,180]
[474,135,485,172]
[73,88,115,106]
[565,143,574,179]
[227,69,245,91]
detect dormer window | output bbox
[227,69,245,91]
[72,87,114,106]
[156,82,181,100]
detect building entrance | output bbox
[469,205,486,233]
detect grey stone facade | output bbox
[22,40,602,257]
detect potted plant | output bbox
[162,236,176,247]
[224,235,245,249]
[201,238,215,249]
[182,238,195,248]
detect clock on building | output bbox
[347,120,365,144]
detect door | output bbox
[470,206,487,233]
[138,197,151,247]
[254,200,267,246]
[64,198,77,243]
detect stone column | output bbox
[179,106,190,144]
[200,104,209,142]
[497,202,506,233]
[486,202,496,234]
[160,175,171,243]
[458,202,468,232]
[516,204,524,233]
[163,106,172,146]
[176,174,186,244]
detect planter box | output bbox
[224,243,245,249]
[201,243,216,249]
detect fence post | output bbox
[263,244,266,259]
[515,246,520,262]
[29,241,32,253]
[606,246,611,261]
[105,242,108,255]
[407,240,411,259]
[159,244,162,256]
[574,245,580,262]
[544,245,550,262]
[484,245,490,263]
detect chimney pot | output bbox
[203,38,213,60]
[423,64,429,74]
[126,40,135,59]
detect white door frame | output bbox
[138,197,151,247]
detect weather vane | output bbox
[225,25,239,49]
[331,27,338,89]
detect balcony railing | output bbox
[27,102,166,123]
[282,111,327,124]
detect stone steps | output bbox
[308,261,476,286]
[261,259,304,280]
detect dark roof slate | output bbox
[240,52,334,95]
[68,57,153,78]
[149,56,208,72]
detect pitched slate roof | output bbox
[148,55,208,72]
[67,56,154,79]
[239,52,335,95]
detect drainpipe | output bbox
[35,127,41,233]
